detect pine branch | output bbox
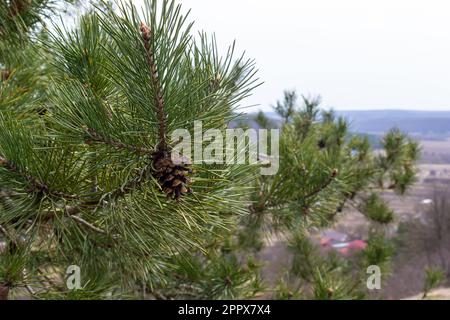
[1,69,11,81]
[110,168,150,198]
[0,223,19,247]
[1,0,263,299]
[257,169,338,212]
[36,268,62,292]
[305,169,338,199]
[0,224,10,240]
[0,285,9,300]
[62,166,151,220]
[9,0,32,18]
[0,155,80,200]
[0,224,7,235]
[140,22,167,151]
[85,128,154,155]
[1,151,115,236]
[0,223,21,301]
[69,215,107,235]
[22,269,37,297]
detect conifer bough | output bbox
[1,0,261,299]
[0,0,419,300]
[139,21,192,200]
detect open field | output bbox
[335,138,450,236]
[419,138,450,164]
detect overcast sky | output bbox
[133,0,450,112]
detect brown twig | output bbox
[0,223,19,247]
[0,111,154,236]
[0,285,9,300]
[60,167,151,236]
[37,268,64,292]
[85,128,154,155]
[41,207,113,239]
[55,165,150,228]
[22,270,37,297]
[258,169,339,214]
[0,224,22,301]
[0,155,80,200]
[305,168,339,199]
[140,22,167,151]
[0,224,8,237]
[1,69,11,81]
[69,215,106,235]
[9,0,31,17]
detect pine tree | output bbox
[1,0,260,299]
[0,1,419,300]
[1,0,78,300]
[243,92,419,299]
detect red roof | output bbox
[348,240,367,250]
[320,237,331,246]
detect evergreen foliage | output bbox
[422,267,444,299]
[240,92,419,299]
[0,0,419,300]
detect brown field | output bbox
[419,138,450,164]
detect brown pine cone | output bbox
[0,285,9,300]
[152,151,192,200]
[1,70,11,82]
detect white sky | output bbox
[134,0,450,112]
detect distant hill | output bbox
[336,110,450,138]
[258,110,450,139]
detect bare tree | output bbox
[398,188,450,276]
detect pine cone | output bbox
[331,168,339,178]
[0,285,9,300]
[1,69,11,82]
[318,138,326,149]
[152,151,192,200]
[326,287,334,298]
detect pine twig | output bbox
[110,167,150,198]
[0,285,9,300]
[1,69,11,81]
[69,215,106,235]
[60,166,151,224]
[0,223,19,247]
[9,0,31,17]
[0,224,8,237]
[139,22,193,201]
[37,268,64,292]
[140,22,167,151]
[85,128,154,155]
[22,270,37,297]
[305,169,339,199]
[0,224,23,301]
[0,155,80,200]
[260,169,339,213]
